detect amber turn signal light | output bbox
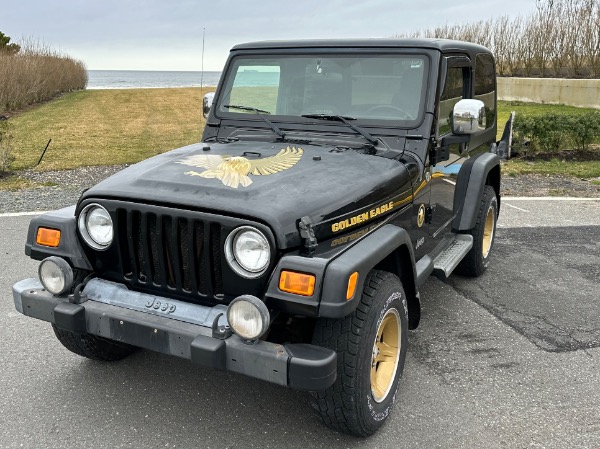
[346,272,359,300]
[279,271,316,297]
[36,227,61,247]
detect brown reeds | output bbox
[0,39,87,114]
[397,0,600,78]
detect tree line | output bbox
[397,0,600,78]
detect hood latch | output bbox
[299,216,318,257]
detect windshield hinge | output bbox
[299,216,318,257]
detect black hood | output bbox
[81,141,414,248]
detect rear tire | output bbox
[311,270,408,436]
[455,185,498,277]
[52,324,138,361]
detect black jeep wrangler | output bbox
[13,39,509,436]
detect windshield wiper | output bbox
[301,114,378,146]
[223,104,286,139]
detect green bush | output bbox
[513,111,600,154]
[566,112,600,151]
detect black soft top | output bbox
[231,38,492,55]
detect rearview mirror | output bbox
[452,99,486,135]
[203,92,215,119]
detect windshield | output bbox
[216,54,428,124]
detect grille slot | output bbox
[120,208,223,299]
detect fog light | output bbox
[226,295,270,341]
[38,256,74,296]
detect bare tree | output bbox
[393,0,600,78]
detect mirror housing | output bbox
[203,92,215,119]
[452,99,486,135]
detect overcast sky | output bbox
[3,0,538,71]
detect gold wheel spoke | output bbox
[375,376,388,395]
[374,341,397,363]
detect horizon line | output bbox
[88,68,223,72]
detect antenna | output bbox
[200,27,205,97]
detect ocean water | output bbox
[87,70,223,89]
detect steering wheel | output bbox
[303,105,341,115]
[366,105,413,120]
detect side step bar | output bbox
[432,234,473,279]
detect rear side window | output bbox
[474,53,496,130]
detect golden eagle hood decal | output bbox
[176,146,304,188]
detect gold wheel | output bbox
[482,205,495,258]
[370,308,401,403]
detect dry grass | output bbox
[0,174,36,191]
[0,40,87,114]
[8,88,214,172]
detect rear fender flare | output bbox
[452,152,501,231]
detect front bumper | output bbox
[12,278,336,391]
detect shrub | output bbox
[513,111,600,154]
[566,112,600,151]
[0,38,87,113]
[0,120,15,173]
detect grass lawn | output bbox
[1,91,598,190]
[7,88,214,172]
[502,159,600,178]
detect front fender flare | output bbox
[25,206,92,270]
[318,224,418,321]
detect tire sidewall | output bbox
[479,189,498,270]
[358,280,409,431]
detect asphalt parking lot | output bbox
[1,198,599,449]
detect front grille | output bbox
[118,208,224,299]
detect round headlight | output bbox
[38,256,74,296]
[225,226,270,278]
[78,204,113,249]
[227,295,270,341]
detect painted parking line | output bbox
[0,211,48,218]
[503,197,600,201]
[503,203,530,212]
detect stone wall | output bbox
[498,78,600,109]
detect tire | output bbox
[455,185,498,277]
[311,270,409,437]
[52,324,138,361]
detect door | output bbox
[428,56,471,238]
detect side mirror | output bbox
[203,92,215,119]
[452,99,486,135]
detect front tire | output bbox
[455,185,498,277]
[311,270,408,436]
[52,325,138,361]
